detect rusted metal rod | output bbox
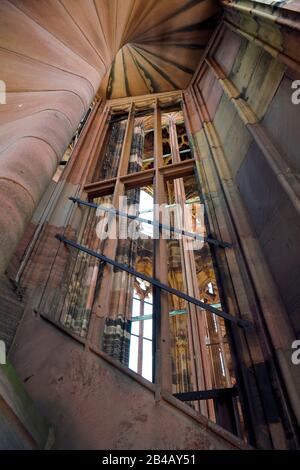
[69,196,232,248]
[55,233,252,329]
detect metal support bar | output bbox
[55,234,253,329]
[175,387,240,437]
[69,196,232,248]
[131,309,186,322]
[174,387,239,402]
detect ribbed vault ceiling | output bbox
[98,0,221,98]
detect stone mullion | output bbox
[87,104,134,349]
[169,110,216,418]
[153,98,173,398]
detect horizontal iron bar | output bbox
[69,197,232,248]
[174,387,239,402]
[131,314,153,322]
[131,309,186,322]
[55,234,252,330]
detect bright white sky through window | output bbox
[138,190,153,238]
[129,288,153,382]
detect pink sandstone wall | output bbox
[9,309,247,450]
